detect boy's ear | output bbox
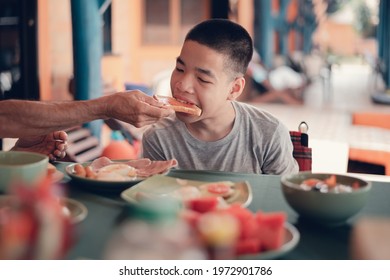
[227,76,246,101]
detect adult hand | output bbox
[11,131,68,161]
[105,90,174,127]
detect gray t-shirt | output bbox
[142,101,298,175]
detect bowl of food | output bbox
[281,172,372,225]
[0,151,49,193]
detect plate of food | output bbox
[179,203,299,260]
[238,222,300,260]
[65,157,177,194]
[120,174,252,207]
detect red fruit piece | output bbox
[185,196,219,213]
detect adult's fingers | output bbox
[130,107,174,127]
[52,131,68,141]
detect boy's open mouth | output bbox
[154,95,202,116]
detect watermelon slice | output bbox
[255,211,286,251]
[185,196,219,213]
[235,238,262,255]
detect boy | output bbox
[142,19,298,175]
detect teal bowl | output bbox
[281,172,371,226]
[0,151,49,193]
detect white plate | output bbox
[238,222,300,260]
[121,174,252,207]
[62,197,88,224]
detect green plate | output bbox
[65,162,146,194]
[120,174,252,207]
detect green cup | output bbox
[0,151,49,193]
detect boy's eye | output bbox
[175,67,184,72]
[198,77,211,84]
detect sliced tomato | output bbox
[206,182,231,195]
[185,196,219,213]
[302,178,321,187]
[324,175,337,188]
[352,181,360,190]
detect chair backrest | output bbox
[64,126,103,163]
[104,119,135,145]
[290,130,312,171]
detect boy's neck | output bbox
[185,102,236,142]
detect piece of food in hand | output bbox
[154,95,202,116]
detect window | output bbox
[0,0,38,100]
[143,0,209,45]
[101,3,112,53]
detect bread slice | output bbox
[155,95,202,116]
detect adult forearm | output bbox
[0,99,108,138]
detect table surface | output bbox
[54,163,390,260]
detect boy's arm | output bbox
[262,124,299,175]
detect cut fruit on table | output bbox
[180,203,295,259]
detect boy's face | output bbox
[170,40,243,123]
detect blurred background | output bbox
[1,0,389,177]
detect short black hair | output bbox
[185,19,253,76]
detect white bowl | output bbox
[0,151,48,193]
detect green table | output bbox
[56,163,390,260]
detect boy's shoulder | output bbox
[232,101,290,142]
[233,101,281,125]
[143,115,180,136]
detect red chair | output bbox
[290,122,312,171]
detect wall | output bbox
[47,0,73,100]
[40,0,371,101]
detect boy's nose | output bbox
[176,76,194,93]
